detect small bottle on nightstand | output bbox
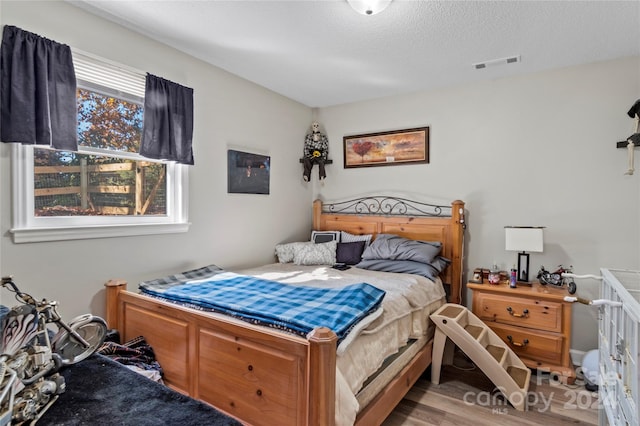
[510,267,517,288]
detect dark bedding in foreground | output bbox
[40,354,241,426]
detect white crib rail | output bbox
[561,272,602,280]
[563,296,623,307]
[599,268,640,426]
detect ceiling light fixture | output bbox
[347,0,392,15]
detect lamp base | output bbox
[517,252,530,283]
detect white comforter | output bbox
[237,263,446,425]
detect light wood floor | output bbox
[383,351,599,425]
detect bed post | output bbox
[450,200,465,304]
[104,279,127,330]
[307,327,337,425]
[312,199,323,230]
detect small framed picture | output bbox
[227,149,270,194]
[470,268,484,283]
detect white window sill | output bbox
[10,222,190,243]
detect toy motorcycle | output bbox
[537,265,577,294]
[0,277,107,425]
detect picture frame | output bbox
[227,149,270,194]
[311,230,340,243]
[470,267,485,283]
[343,127,429,168]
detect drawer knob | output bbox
[506,307,529,318]
[507,335,529,347]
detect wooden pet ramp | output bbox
[430,303,531,411]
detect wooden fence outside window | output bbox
[34,159,166,216]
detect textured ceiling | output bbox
[70,0,640,108]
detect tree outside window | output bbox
[33,88,167,217]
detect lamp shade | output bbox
[505,227,544,252]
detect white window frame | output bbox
[9,52,190,243]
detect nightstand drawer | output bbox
[468,281,575,383]
[490,322,563,364]
[475,291,563,332]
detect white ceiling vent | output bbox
[473,55,521,70]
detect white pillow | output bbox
[341,231,373,247]
[293,241,337,265]
[275,242,306,263]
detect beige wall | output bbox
[2,1,638,354]
[0,1,312,318]
[316,56,640,352]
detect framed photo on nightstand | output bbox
[469,268,484,283]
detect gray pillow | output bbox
[361,234,442,264]
[356,259,440,280]
[430,256,451,273]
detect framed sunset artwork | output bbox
[343,127,429,168]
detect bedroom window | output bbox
[10,51,189,243]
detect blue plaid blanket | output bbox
[140,270,385,342]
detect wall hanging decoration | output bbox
[227,149,270,194]
[343,127,429,168]
[301,121,331,181]
[617,99,640,175]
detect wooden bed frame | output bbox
[104,196,465,426]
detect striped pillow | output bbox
[341,231,373,247]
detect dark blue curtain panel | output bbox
[1,25,77,150]
[140,73,194,165]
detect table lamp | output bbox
[505,226,544,283]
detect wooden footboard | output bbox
[105,280,435,426]
[105,280,336,426]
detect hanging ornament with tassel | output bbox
[618,99,640,175]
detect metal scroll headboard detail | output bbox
[322,196,452,217]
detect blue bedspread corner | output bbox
[140,271,385,342]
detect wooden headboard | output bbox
[313,196,466,304]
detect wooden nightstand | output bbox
[467,281,576,384]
